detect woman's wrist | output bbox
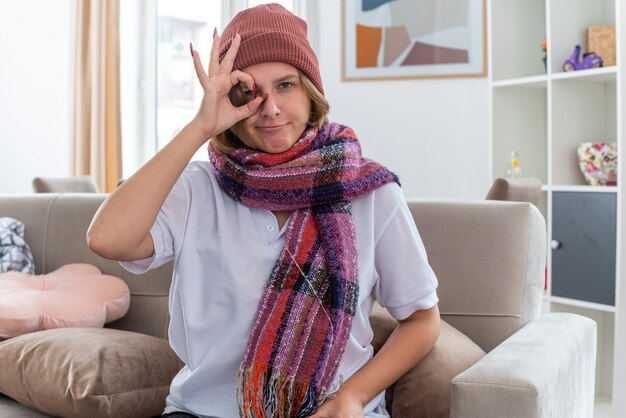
[183,118,216,148]
[332,385,367,409]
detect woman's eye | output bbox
[278,82,293,89]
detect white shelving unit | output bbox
[488,0,623,416]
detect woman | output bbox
[88,4,440,418]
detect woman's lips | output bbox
[256,124,286,133]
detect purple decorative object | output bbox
[563,45,603,71]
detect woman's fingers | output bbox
[219,34,241,73]
[234,94,265,120]
[191,47,208,84]
[191,31,258,127]
[229,70,255,91]
[208,33,221,76]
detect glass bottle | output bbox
[507,150,523,178]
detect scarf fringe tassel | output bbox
[237,366,323,418]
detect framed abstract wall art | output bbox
[342,0,487,80]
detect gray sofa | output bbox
[0,193,596,417]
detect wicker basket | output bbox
[587,25,616,67]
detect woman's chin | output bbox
[259,139,296,154]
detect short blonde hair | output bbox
[211,71,329,155]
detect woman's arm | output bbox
[86,123,209,261]
[87,33,262,261]
[311,305,440,418]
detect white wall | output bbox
[310,1,490,199]
[0,0,73,193]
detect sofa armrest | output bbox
[450,313,596,418]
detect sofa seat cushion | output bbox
[370,303,486,418]
[389,320,486,417]
[0,327,183,418]
[0,263,130,338]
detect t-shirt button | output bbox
[266,225,274,232]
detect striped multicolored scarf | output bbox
[209,122,398,417]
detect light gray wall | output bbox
[0,0,490,199]
[0,0,73,193]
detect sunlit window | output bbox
[120,1,295,178]
[156,0,220,160]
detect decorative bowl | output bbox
[577,142,617,186]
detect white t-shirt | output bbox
[122,161,438,418]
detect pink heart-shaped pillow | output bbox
[0,264,130,338]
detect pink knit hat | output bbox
[219,3,324,95]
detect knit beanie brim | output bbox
[219,3,324,95]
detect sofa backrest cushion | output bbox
[32,176,100,193]
[0,194,547,351]
[407,199,546,352]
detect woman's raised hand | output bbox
[190,31,264,140]
[88,31,266,262]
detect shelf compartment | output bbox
[492,86,547,182]
[550,78,617,186]
[491,0,546,81]
[549,0,616,75]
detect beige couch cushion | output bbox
[32,176,100,193]
[0,327,183,418]
[371,304,486,418]
[407,200,545,352]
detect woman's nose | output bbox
[260,93,279,118]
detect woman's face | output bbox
[233,62,311,154]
